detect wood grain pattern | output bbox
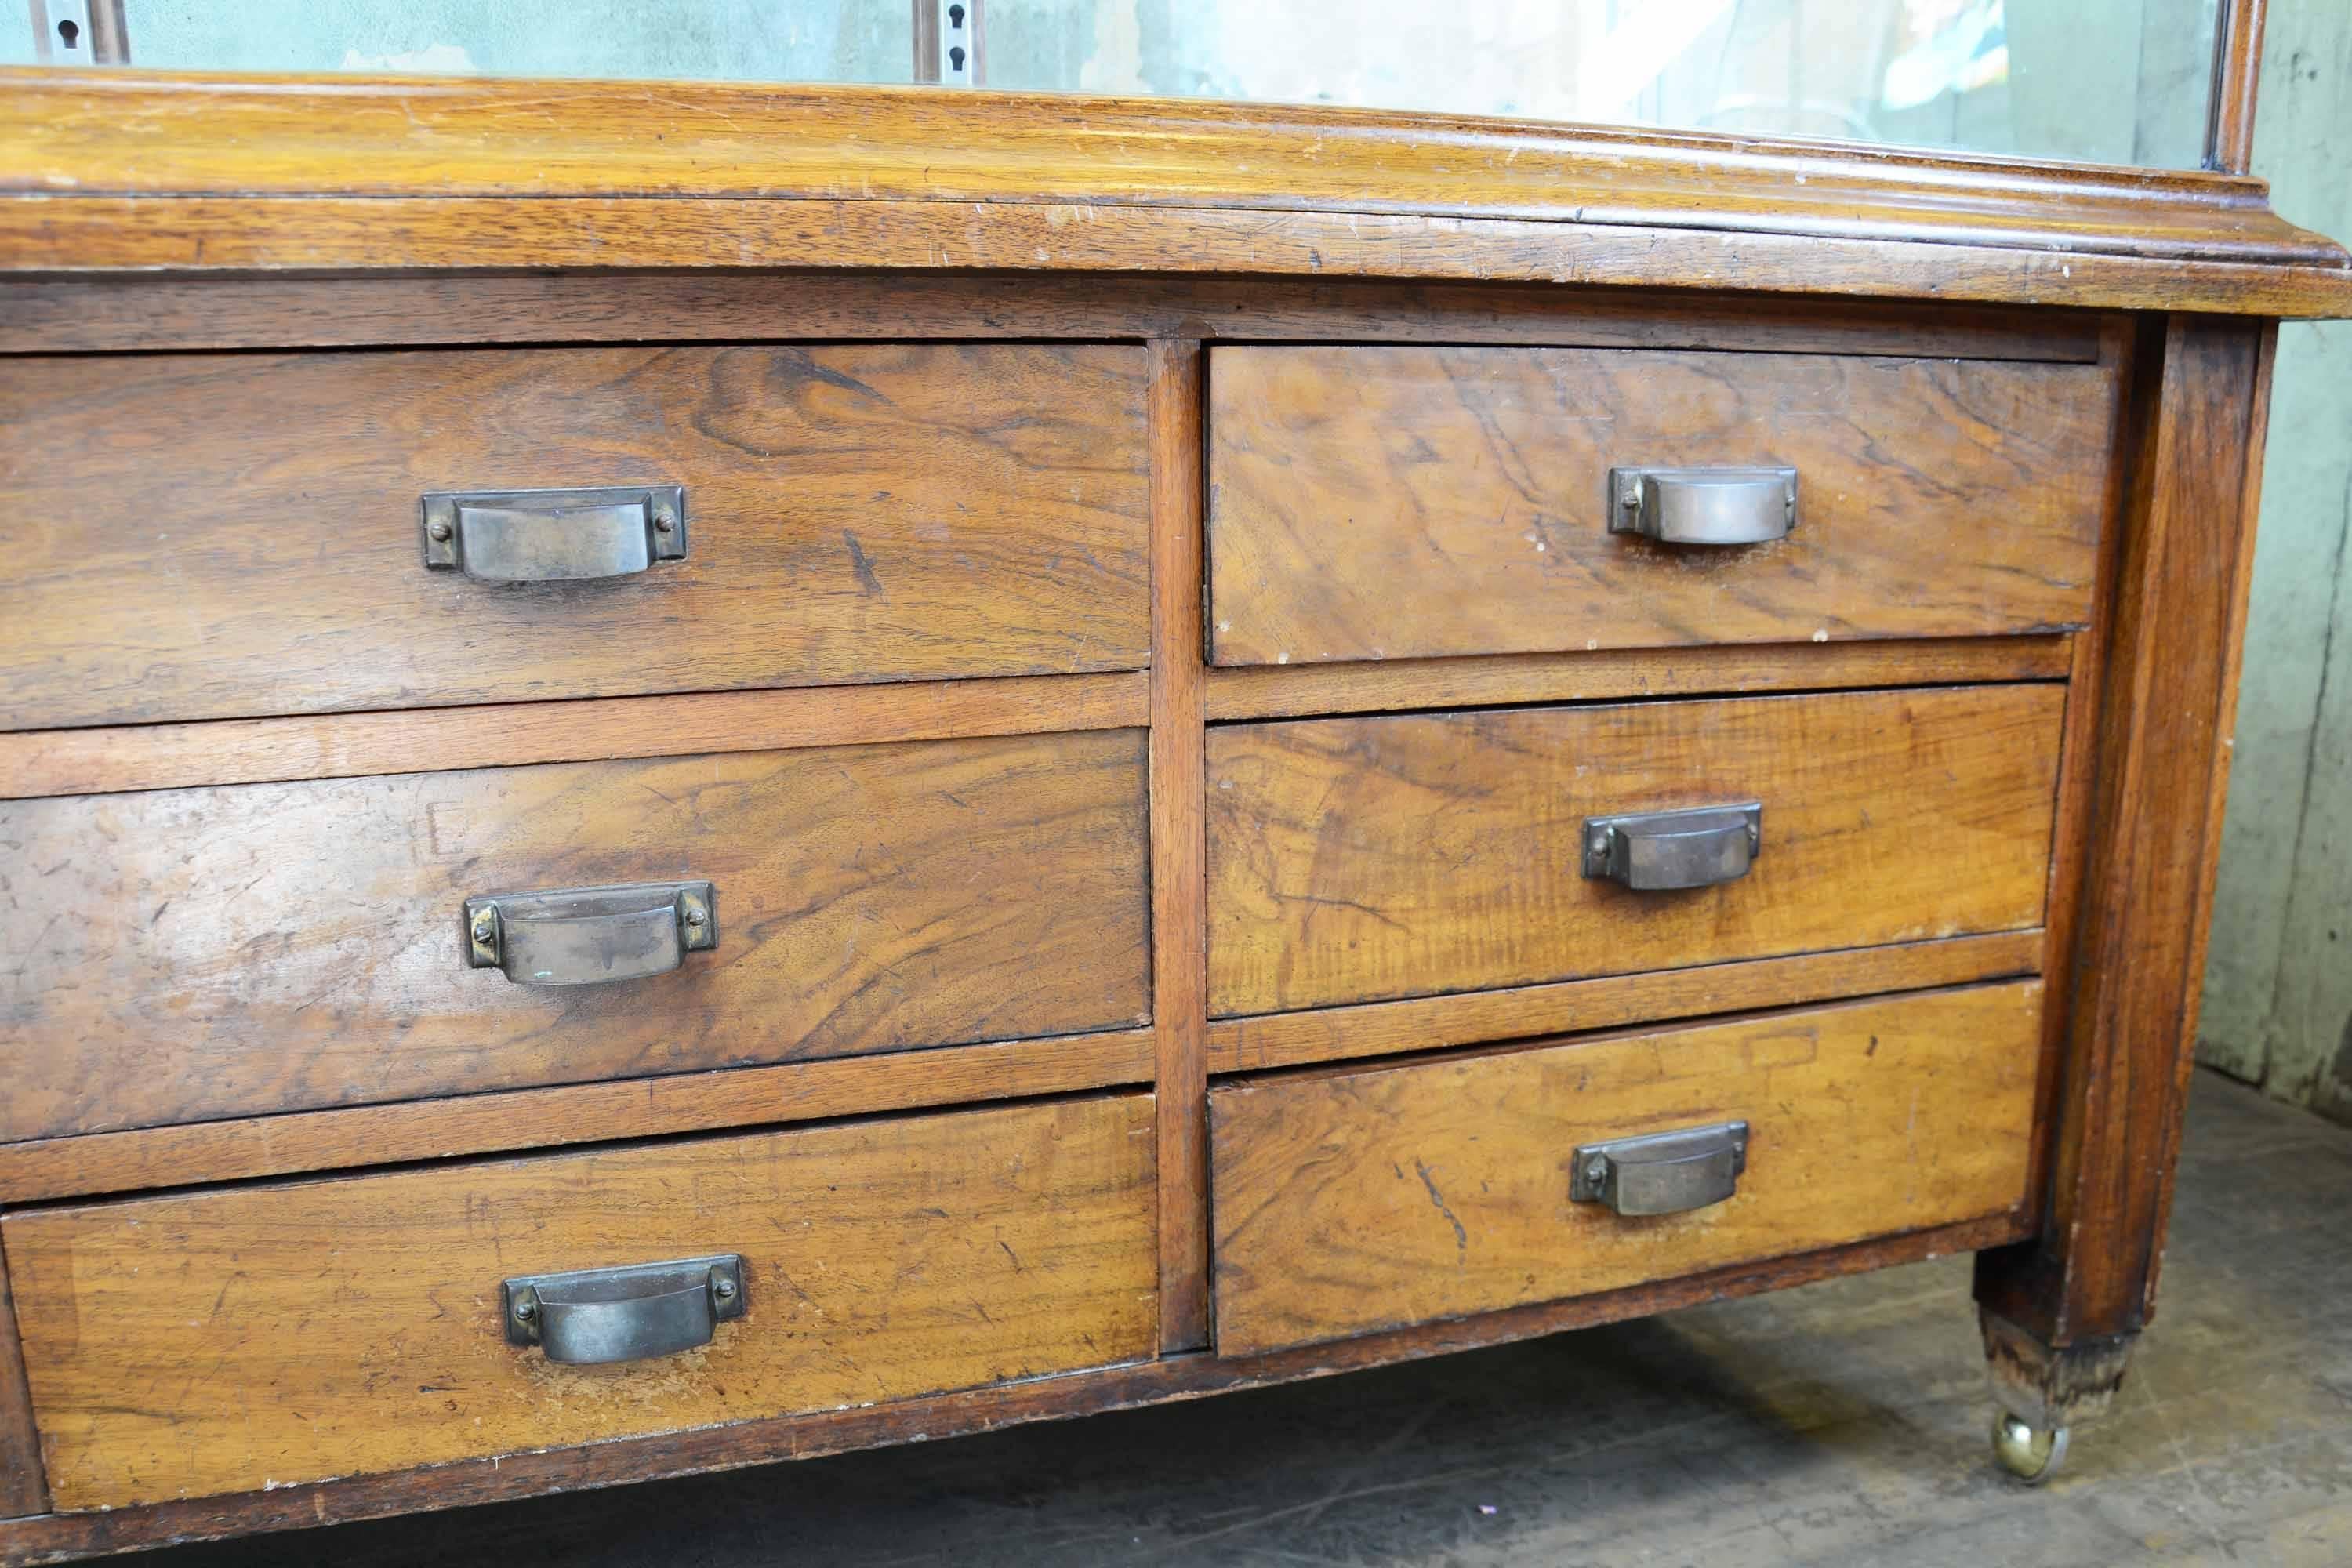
[0,72,2334,267]
[0,1027,1154,1206]
[1203,637,2071,721]
[0,1245,45,1519]
[0,273,2107,361]
[1207,686,2065,1016]
[1207,345,2115,666]
[5,1093,1160,1512]
[0,1211,2027,1566]
[1976,316,2275,1364]
[1211,983,2043,1356]
[2022,318,2143,1213]
[1147,340,1211,1354]
[0,729,1149,1142]
[0,343,1148,732]
[6,194,2346,318]
[1204,931,2044,1075]
[0,671,1149,802]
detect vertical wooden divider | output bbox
[0,1238,48,1519]
[1147,339,1211,1352]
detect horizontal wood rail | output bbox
[0,1028,1156,1204]
[0,672,1149,800]
[1206,932,2044,1074]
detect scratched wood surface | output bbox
[0,73,2299,259]
[11,196,2349,319]
[1207,686,2065,1016]
[1210,982,2043,1356]
[2,72,2347,318]
[0,729,1149,1142]
[1206,345,2116,666]
[0,343,1149,732]
[4,1093,1160,1512]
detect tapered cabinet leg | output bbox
[1973,315,2276,1477]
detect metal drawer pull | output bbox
[503,1254,748,1365]
[421,484,687,581]
[1582,802,1762,891]
[1571,1122,1750,1218]
[463,880,717,985]
[1607,466,1797,545]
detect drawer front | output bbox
[1,729,1149,1142]
[1207,685,2062,1016]
[1207,345,2113,666]
[0,344,1149,731]
[6,1093,1159,1510]
[1210,984,2040,1356]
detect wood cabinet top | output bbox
[2,70,2346,316]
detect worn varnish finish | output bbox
[9,196,2348,318]
[0,1027,1156,1206]
[0,74,2307,259]
[1207,686,2064,1016]
[1204,931,2043,1076]
[0,730,1149,1142]
[0,273,2107,361]
[1211,983,2043,1357]
[0,71,2325,254]
[0,343,1149,731]
[5,1094,1160,1512]
[2017,321,2143,1215]
[0,34,2328,1553]
[0,1211,2027,1565]
[1974,315,2277,1425]
[1208,346,2114,666]
[1202,636,2071,722]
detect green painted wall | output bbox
[2197,0,2352,1120]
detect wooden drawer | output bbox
[1207,685,2063,1015]
[5,1093,1159,1510]
[1206,345,2114,666]
[1210,983,2041,1356]
[0,729,1149,1142]
[0,343,1149,731]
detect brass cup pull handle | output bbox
[504,1255,748,1366]
[463,880,717,985]
[1582,803,1762,891]
[1608,466,1797,545]
[1571,1122,1750,1218]
[422,484,687,582]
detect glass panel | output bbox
[64,0,2220,169]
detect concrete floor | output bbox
[128,1071,2352,1567]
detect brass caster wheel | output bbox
[1991,1411,2070,1485]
